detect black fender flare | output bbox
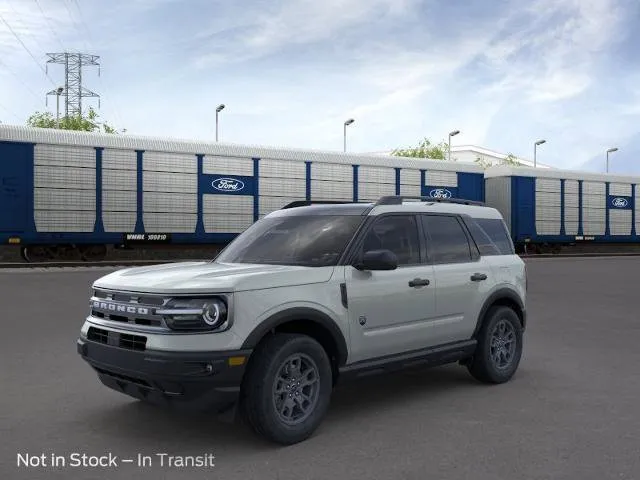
[241,307,349,366]
[473,288,526,337]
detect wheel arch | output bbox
[473,288,526,338]
[241,307,349,370]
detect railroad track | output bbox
[3,252,640,269]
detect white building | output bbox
[366,144,555,169]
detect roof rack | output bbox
[280,200,359,209]
[374,196,485,207]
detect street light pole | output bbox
[215,104,225,142]
[606,147,618,173]
[534,139,546,167]
[343,118,354,152]
[55,87,63,128]
[448,130,460,162]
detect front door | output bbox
[345,214,437,363]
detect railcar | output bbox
[484,165,640,254]
[0,125,485,262]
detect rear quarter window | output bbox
[467,217,514,255]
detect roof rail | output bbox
[280,200,358,209]
[374,196,485,207]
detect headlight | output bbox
[157,297,230,332]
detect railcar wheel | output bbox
[79,245,108,262]
[21,245,53,263]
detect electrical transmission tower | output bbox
[45,53,100,118]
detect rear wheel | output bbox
[241,333,333,445]
[467,306,523,384]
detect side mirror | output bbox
[354,249,398,271]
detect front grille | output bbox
[87,326,147,351]
[90,289,170,330]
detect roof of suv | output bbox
[267,198,504,220]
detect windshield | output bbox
[214,214,365,267]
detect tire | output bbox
[467,306,523,384]
[240,333,333,445]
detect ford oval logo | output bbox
[212,177,244,192]
[612,197,628,208]
[429,188,452,199]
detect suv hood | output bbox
[92,261,335,294]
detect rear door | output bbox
[421,214,492,343]
[0,142,30,232]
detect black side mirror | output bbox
[354,249,398,271]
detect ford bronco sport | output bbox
[77,196,527,445]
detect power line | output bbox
[0,57,43,102]
[33,0,66,52]
[60,0,89,51]
[0,13,56,86]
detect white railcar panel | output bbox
[582,195,605,209]
[311,179,352,199]
[535,205,561,221]
[564,191,579,208]
[203,156,253,176]
[311,163,352,181]
[35,165,95,190]
[143,213,197,232]
[484,177,512,233]
[582,181,606,195]
[609,183,632,196]
[34,188,95,211]
[426,170,457,187]
[399,184,422,197]
[34,144,95,168]
[609,209,632,235]
[564,206,579,235]
[259,196,300,216]
[259,159,306,179]
[102,149,137,171]
[203,195,253,215]
[401,169,421,186]
[582,208,606,221]
[564,180,579,194]
[535,178,561,193]
[535,220,560,235]
[103,212,137,232]
[260,177,305,198]
[535,191,561,207]
[143,171,197,193]
[143,151,197,174]
[582,220,606,235]
[144,192,197,214]
[358,166,395,184]
[34,210,95,232]
[358,182,396,201]
[102,169,137,191]
[103,190,137,212]
[204,214,254,232]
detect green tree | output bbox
[27,107,125,134]
[475,152,523,169]
[391,137,450,160]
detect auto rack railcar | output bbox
[0,125,485,262]
[484,165,640,253]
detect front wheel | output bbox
[241,333,333,445]
[467,306,523,384]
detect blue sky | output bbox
[1,0,640,173]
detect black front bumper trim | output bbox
[77,338,252,413]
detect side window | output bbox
[422,215,472,264]
[474,218,514,255]
[360,215,420,265]
[464,219,502,256]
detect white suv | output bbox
[77,196,527,445]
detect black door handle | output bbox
[409,278,430,287]
[470,273,487,281]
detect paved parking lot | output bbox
[1,257,639,480]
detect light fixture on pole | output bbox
[606,147,618,173]
[215,104,225,142]
[448,130,460,162]
[343,118,354,152]
[533,139,546,167]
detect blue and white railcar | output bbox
[0,125,485,261]
[484,165,640,253]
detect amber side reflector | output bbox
[8,237,20,244]
[228,356,246,367]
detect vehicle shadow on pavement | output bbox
[83,363,506,451]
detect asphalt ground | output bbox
[1,257,639,480]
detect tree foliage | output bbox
[475,152,523,169]
[391,137,450,160]
[26,107,125,134]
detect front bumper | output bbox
[77,336,252,413]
